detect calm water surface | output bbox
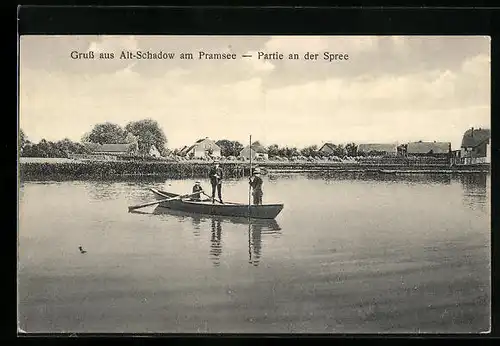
[18,173,491,333]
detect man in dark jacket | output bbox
[209,161,224,203]
[249,167,263,205]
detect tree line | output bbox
[19,129,91,158]
[19,119,168,158]
[174,141,359,158]
[19,120,361,159]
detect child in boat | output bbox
[249,167,263,205]
[191,181,203,201]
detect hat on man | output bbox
[195,180,201,184]
[253,167,261,175]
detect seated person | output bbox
[191,181,203,201]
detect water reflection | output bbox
[191,214,202,237]
[249,222,261,266]
[460,173,488,211]
[210,218,223,267]
[85,181,123,200]
[151,206,282,267]
[307,171,453,185]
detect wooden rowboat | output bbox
[150,188,284,219]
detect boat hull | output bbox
[151,189,283,219]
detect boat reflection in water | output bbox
[152,206,282,267]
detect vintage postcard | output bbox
[18,35,491,334]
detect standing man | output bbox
[249,167,263,205]
[209,160,224,203]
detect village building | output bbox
[318,143,336,155]
[239,141,269,160]
[406,141,451,157]
[397,144,408,157]
[180,137,222,159]
[450,149,462,166]
[149,144,162,158]
[460,127,490,165]
[71,143,138,161]
[357,143,398,156]
[94,143,137,155]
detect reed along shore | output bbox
[18,160,490,181]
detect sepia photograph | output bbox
[18,35,491,333]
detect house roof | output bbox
[407,141,450,154]
[93,143,133,153]
[180,145,194,155]
[251,141,268,153]
[241,142,268,153]
[357,143,398,153]
[179,138,221,156]
[319,143,336,151]
[461,128,490,148]
[195,137,209,144]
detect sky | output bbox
[19,35,490,150]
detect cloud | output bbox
[87,35,139,53]
[264,36,329,54]
[19,36,490,150]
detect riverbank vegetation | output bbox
[19,122,490,182]
[19,159,490,181]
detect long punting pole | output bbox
[248,134,252,262]
[248,135,252,212]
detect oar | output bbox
[128,190,203,212]
[201,191,240,205]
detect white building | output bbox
[239,142,268,160]
[180,137,222,159]
[149,145,162,158]
[461,128,491,165]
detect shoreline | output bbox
[18,160,490,181]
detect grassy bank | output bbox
[19,161,248,181]
[18,160,490,181]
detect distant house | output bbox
[357,143,398,156]
[397,144,408,157]
[318,143,336,155]
[239,141,269,160]
[406,141,451,157]
[180,137,222,159]
[461,127,490,164]
[149,145,162,158]
[84,143,138,161]
[93,143,137,156]
[450,149,462,166]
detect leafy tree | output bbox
[333,144,346,157]
[86,122,127,144]
[267,144,280,157]
[124,132,138,144]
[277,146,299,158]
[19,128,27,151]
[300,145,318,157]
[171,148,182,156]
[216,139,244,157]
[125,119,167,155]
[345,143,358,156]
[55,138,90,155]
[21,138,91,158]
